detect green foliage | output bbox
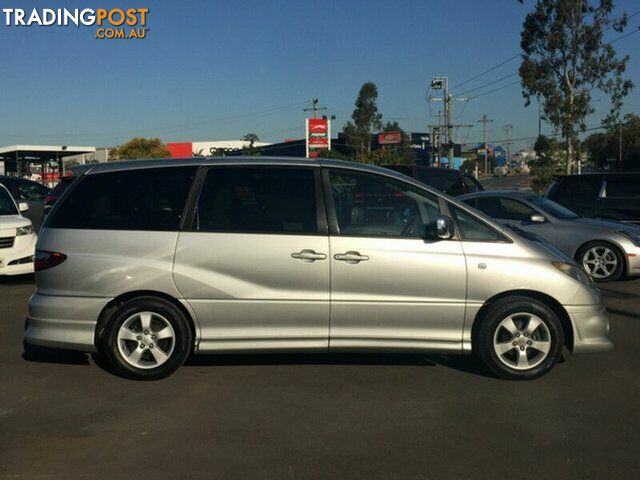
[584,113,640,168]
[519,0,633,173]
[111,137,171,160]
[343,82,383,158]
[316,149,349,160]
[241,138,262,157]
[529,135,564,193]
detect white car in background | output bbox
[0,183,36,276]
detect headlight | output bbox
[616,230,640,247]
[552,260,595,288]
[16,225,33,236]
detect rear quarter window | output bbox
[549,175,602,202]
[46,166,196,231]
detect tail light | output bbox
[34,250,67,271]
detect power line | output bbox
[468,81,521,100]
[456,72,519,96]
[450,53,521,91]
[609,25,640,43]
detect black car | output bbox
[547,172,640,225]
[0,176,50,231]
[387,165,483,196]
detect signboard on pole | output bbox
[306,118,331,158]
[378,131,402,145]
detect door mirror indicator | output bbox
[530,214,545,223]
[436,215,454,239]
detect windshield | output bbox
[0,186,18,215]
[527,196,579,219]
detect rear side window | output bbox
[550,176,602,201]
[195,167,318,234]
[605,175,640,199]
[46,166,196,231]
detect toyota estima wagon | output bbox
[26,157,612,380]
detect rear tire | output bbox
[99,296,192,380]
[476,296,564,380]
[577,241,624,282]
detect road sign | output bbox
[306,118,330,158]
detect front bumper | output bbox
[625,247,640,276]
[0,233,35,276]
[565,303,613,353]
[24,292,112,352]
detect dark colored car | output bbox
[387,165,484,196]
[0,176,50,231]
[43,176,76,217]
[547,172,640,225]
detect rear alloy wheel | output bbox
[100,297,192,380]
[579,242,624,282]
[477,296,564,380]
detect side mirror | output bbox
[530,213,545,223]
[19,202,29,213]
[436,215,454,239]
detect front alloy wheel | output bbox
[580,243,623,282]
[477,296,564,380]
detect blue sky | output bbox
[0,0,638,151]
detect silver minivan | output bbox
[25,158,612,380]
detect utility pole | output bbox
[477,114,493,175]
[428,77,469,169]
[303,98,327,119]
[619,122,623,170]
[504,124,513,168]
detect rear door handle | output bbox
[334,251,369,263]
[291,249,327,262]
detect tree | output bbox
[241,137,262,156]
[242,133,260,142]
[583,113,640,168]
[529,134,564,192]
[379,121,414,165]
[518,0,633,174]
[343,82,383,159]
[111,137,171,160]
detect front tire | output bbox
[578,241,624,282]
[99,296,192,380]
[476,296,564,380]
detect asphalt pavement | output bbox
[1,275,639,479]
[479,172,531,191]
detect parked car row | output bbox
[25,157,611,381]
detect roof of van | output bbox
[79,156,406,179]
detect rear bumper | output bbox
[566,303,613,353]
[24,293,112,352]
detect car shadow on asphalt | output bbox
[184,352,493,378]
[22,343,90,365]
[20,346,495,379]
[0,273,35,286]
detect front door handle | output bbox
[291,249,327,262]
[334,251,369,264]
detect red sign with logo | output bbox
[306,118,330,158]
[378,131,402,145]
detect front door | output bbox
[325,168,467,352]
[173,166,330,352]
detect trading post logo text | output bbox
[2,8,150,39]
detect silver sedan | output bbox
[459,190,640,282]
